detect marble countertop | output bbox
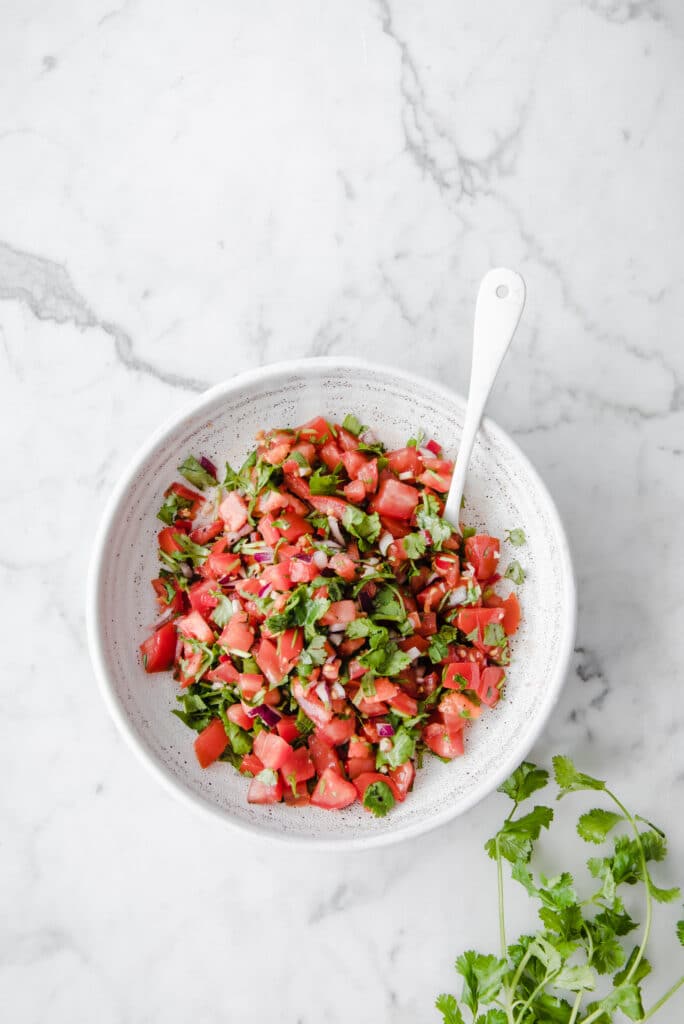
[3,2,684,1022]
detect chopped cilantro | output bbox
[376,725,416,768]
[428,625,459,663]
[362,780,396,817]
[157,490,194,525]
[210,591,234,628]
[178,455,217,490]
[309,464,342,495]
[461,525,476,540]
[506,527,526,547]
[342,413,364,436]
[342,505,381,548]
[416,493,453,549]
[483,623,506,648]
[406,430,424,449]
[402,532,427,559]
[505,560,525,585]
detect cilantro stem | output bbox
[642,975,684,1020]
[496,837,507,956]
[605,788,652,983]
[568,989,584,1024]
[514,968,558,1024]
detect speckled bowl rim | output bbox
[87,356,576,850]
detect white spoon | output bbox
[443,268,526,528]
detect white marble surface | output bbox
[3,2,684,1021]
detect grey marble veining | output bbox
[2,2,684,1022]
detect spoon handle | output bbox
[443,268,526,527]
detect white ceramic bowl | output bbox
[87,357,576,849]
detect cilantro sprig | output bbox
[437,757,684,1024]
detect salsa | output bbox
[139,415,524,816]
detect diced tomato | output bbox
[239,752,264,776]
[227,703,254,730]
[389,761,415,801]
[319,440,344,471]
[348,658,366,681]
[140,621,178,673]
[253,731,293,770]
[248,774,283,804]
[219,611,254,654]
[329,552,357,581]
[238,673,264,700]
[255,637,284,687]
[292,440,316,463]
[158,525,188,555]
[348,736,372,758]
[217,490,248,532]
[440,690,482,726]
[389,691,418,717]
[456,606,505,640]
[308,734,341,775]
[425,439,442,456]
[443,662,481,691]
[347,756,377,779]
[194,718,229,768]
[335,426,360,451]
[308,495,348,519]
[465,535,500,580]
[206,552,242,579]
[398,634,429,655]
[176,610,214,644]
[341,450,368,478]
[423,721,465,759]
[357,698,389,717]
[344,479,367,503]
[417,580,448,612]
[417,467,452,492]
[261,440,292,465]
[288,557,320,583]
[417,612,438,636]
[274,513,313,543]
[371,478,420,520]
[256,513,280,546]
[189,520,224,544]
[292,678,333,726]
[387,447,423,477]
[362,678,399,705]
[353,772,400,806]
[299,416,333,444]
[206,661,240,685]
[276,716,300,744]
[502,592,521,636]
[188,579,219,619]
[278,628,304,670]
[280,745,315,784]
[261,562,294,592]
[477,666,506,707]
[283,780,311,806]
[151,578,185,614]
[357,458,378,493]
[320,600,357,627]
[311,768,357,809]
[315,715,356,746]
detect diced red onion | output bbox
[398,471,414,481]
[406,646,422,661]
[200,455,217,477]
[218,575,233,585]
[327,516,345,545]
[153,608,176,629]
[245,705,260,718]
[418,447,433,459]
[254,549,274,564]
[255,705,281,727]
[324,540,342,551]
[378,531,393,556]
[179,562,194,579]
[315,682,331,706]
[225,524,252,545]
[360,428,377,444]
[258,582,272,598]
[376,721,395,738]
[426,571,439,585]
[325,654,336,664]
[295,553,312,563]
[298,466,311,477]
[327,622,347,633]
[328,632,343,647]
[331,681,346,699]
[312,550,329,570]
[320,567,336,578]
[379,737,393,752]
[446,586,467,607]
[359,591,373,613]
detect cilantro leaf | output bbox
[255,768,278,786]
[485,806,554,864]
[553,964,596,992]
[157,490,194,525]
[163,531,210,566]
[498,762,549,804]
[649,881,681,903]
[483,623,506,648]
[294,706,315,737]
[309,465,342,495]
[342,505,381,547]
[359,642,410,678]
[372,586,408,625]
[402,532,427,559]
[434,993,465,1024]
[599,982,645,1021]
[223,718,253,756]
[455,952,508,1016]
[553,755,606,796]
[376,726,416,769]
[577,809,624,844]
[677,920,684,946]
[297,634,329,679]
[178,455,217,490]
[362,780,396,817]
[342,413,364,436]
[506,527,526,547]
[416,493,453,549]
[504,560,525,585]
[428,625,459,663]
[210,591,234,629]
